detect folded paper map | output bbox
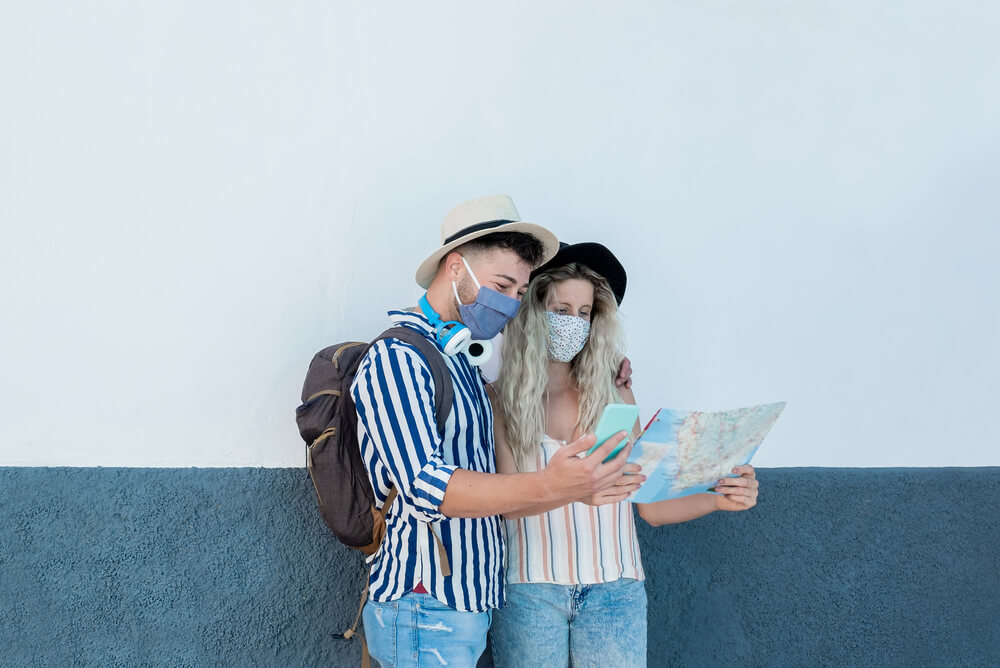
[627,402,786,503]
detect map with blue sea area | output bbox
[628,402,786,503]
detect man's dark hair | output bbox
[458,231,545,267]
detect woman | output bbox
[489,242,760,667]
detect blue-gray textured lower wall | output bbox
[1,467,998,667]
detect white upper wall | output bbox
[1,1,997,467]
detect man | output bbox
[350,195,640,666]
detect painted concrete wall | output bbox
[2,467,997,666]
[2,1,999,470]
[4,4,995,664]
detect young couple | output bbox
[350,195,760,667]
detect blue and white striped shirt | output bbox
[350,309,504,613]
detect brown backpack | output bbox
[295,326,454,554]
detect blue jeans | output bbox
[491,578,648,668]
[362,593,492,667]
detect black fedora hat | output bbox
[530,241,627,305]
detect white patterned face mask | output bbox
[545,312,591,362]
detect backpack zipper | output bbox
[330,342,366,370]
[306,388,341,403]
[307,427,337,508]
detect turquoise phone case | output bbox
[587,403,640,461]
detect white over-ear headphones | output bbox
[418,294,493,366]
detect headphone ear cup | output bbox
[439,322,472,357]
[463,338,493,367]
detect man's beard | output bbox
[454,273,480,309]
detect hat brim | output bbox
[415,221,560,289]
[530,242,627,305]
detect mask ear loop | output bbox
[446,279,495,366]
[451,281,465,306]
[451,256,483,308]
[459,255,483,291]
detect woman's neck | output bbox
[545,360,582,442]
[546,360,574,395]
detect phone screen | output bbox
[587,403,640,461]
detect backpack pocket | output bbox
[307,419,378,549]
[295,390,340,445]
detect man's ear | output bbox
[442,251,465,281]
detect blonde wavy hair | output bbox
[497,262,625,470]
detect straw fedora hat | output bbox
[415,195,560,288]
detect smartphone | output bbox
[587,403,640,461]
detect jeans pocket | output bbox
[363,600,398,668]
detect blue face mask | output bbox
[452,255,521,340]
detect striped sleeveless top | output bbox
[504,436,644,585]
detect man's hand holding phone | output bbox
[539,429,645,507]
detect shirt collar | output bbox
[387,308,438,338]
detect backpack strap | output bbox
[342,485,400,645]
[372,327,454,578]
[373,326,454,435]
